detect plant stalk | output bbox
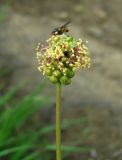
[56,82,62,160]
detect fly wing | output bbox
[60,20,71,28]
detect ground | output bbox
[0,0,122,159]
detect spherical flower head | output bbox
[36,34,90,85]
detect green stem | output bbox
[56,82,62,160]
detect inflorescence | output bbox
[36,34,90,85]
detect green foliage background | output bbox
[0,80,89,160]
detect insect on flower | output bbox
[52,20,71,35]
[36,21,90,85]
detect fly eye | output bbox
[55,31,58,35]
[52,28,59,35]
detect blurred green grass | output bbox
[0,0,12,22]
[0,67,90,159]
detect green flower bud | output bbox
[60,76,71,85]
[51,61,57,68]
[65,78,71,85]
[66,68,75,78]
[61,57,66,62]
[49,76,58,84]
[67,37,74,42]
[45,69,52,76]
[53,70,62,78]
